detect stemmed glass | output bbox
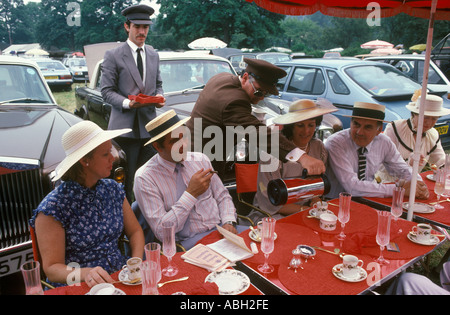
[375,210,391,265]
[162,221,178,277]
[434,169,445,209]
[258,217,276,274]
[144,242,161,283]
[391,186,405,233]
[336,192,351,241]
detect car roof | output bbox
[276,57,383,68]
[365,54,429,60]
[0,55,41,67]
[158,51,232,62]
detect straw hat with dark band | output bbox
[53,121,131,181]
[273,99,338,125]
[343,102,389,123]
[145,110,190,145]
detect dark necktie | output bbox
[136,48,144,80]
[357,147,367,180]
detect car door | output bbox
[277,66,326,102]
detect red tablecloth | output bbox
[45,253,260,295]
[366,171,450,226]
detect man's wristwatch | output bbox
[224,221,237,228]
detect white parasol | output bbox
[188,37,227,50]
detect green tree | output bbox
[154,0,284,50]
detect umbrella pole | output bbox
[407,0,438,221]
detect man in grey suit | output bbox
[101,4,165,201]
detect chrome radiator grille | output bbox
[0,169,44,251]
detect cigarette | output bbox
[209,170,218,175]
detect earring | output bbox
[86,163,89,167]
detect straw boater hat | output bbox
[343,102,389,123]
[53,121,131,181]
[144,110,190,145]
[405,94,450,117]
[273,99,338,125]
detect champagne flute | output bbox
[336,192,351,241]
[391,186,405,233]
[258,217,276,274]
[162,221,178,277]
[434,169,445,209]
[375,210,391,265]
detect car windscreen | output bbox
[37,61,66,71]
[0,64,53,103]
[345,64,421,99]
[69,58,87,67]
[160,59,234,93]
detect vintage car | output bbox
[0,56,126,293]
[273,58,450,149]
[75,51,341,184]
[34,58,73,91]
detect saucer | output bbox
[332,264,367,282]
[205,269,250,295]
[309,209,334,219]
[402,202,435,214]
[118,267,142,285]
[407,231,440,246]
[249,230,277,242]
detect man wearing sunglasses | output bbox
[187,58,326,179]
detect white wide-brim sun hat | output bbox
[405,94,450,117]
[53,120,131,181]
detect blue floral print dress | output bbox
[30,179,128,287]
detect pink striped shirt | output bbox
[134,151,236,241]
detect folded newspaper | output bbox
[181,225,254,271]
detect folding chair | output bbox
[29,226,55,290]
[234,163,271,226]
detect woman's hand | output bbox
[84,266,115,288]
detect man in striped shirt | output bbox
[134,110,244,250]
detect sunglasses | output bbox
[249,79,271,98]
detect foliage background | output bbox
[0,0,449,57]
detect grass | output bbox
[52,82,85,113]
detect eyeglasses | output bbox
[249,79,271,98]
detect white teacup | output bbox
[412,223,432,243]
[319,213,337,231]
[124,257,142,281]
[342,255,364,279]
[313,201,328,217]
[89,283,116,295]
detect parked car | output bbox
[75,51,340,184]
[34,58,73,91]
[227,52,292,73]
[273,58,450,149]
[431,32,450,80]
[64,57,89,82]
[0,56,126,293]
[365,54,450,94]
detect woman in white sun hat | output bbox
[251,99,337,222]
[29,121,144,288]
[377,93,450,183]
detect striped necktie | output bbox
[136,48,144,80]
[357,147,367,180]
[175,163,186,199]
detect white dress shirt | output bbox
[134,151,237,242]
[325,129,415,199]
[122,39,146,109]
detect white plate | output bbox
[426,174,436,181]
[249,230,277,242]
[309,209,334,219]
[332,264,367,283]
[402,202,435,214]
[205,269,250,295]
[407,232,440,246]
[118,267,142,285]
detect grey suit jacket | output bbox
[101,42,163,139]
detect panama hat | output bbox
[144,110,190,145]
[343,102,389,123]
[53,121,131,181]
[273,99,338,125]
[406,94,450,117]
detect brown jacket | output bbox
[187,73,296,177]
